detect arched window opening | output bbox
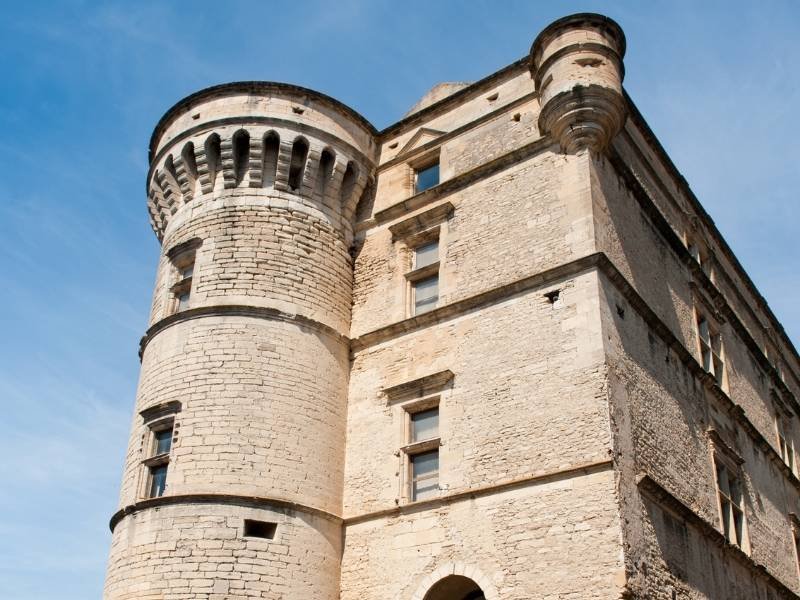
[340,161,358,206]
[262,132,280,189]
[314,148,336,198]
[288,137,309,191]
[354,179,375,223]
[181,142,198,194]
[423,576,486,600]
[204,133,222,190]
[232,129,250,186]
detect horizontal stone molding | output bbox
[344,458,613,526]
[637,473,800,599]
[351,252,604,353]
[139,304,348,360]
[109,492,342,532]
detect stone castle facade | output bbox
[104,13,800,600]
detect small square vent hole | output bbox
[244,519,277,539]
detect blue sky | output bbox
[0,1,797,598]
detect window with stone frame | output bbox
[776,410,796,473]
[713,454,748,550]
[167,238,201,315]
[408,238,440,316]
[139,401,180,499]
[403,400,441,501]
[696,312,725,389]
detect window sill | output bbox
[142,453,169,468]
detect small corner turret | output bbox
[531,13,627,154]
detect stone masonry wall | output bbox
[117,315,348,512]
[105,502,340,600]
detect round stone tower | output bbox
[531,13,627,153]
[104,83,377,599]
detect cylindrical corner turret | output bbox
[531,13,627,154]
[104,83,377,600]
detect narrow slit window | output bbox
[288,138,309,191]
[697,315,724,387]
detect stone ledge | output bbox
[139,304,348,360]
[344,458,613,526]
[109,492,342,532]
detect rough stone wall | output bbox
[116,315,348,510]
[104,503,340,600]
[591,149,794,468]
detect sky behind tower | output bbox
[0,1,798,598]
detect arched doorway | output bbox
[423,575,486,600]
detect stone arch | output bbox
[314,147,336,200]
[203,132,222,191]
[288,136,310,191]
[180,141,198,198]
[410,563,498,600]
[340,160,358,206]
[232,128,250,186]
[261,131,280,188]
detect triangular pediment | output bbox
[398,128,446,156]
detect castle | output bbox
[104,13,800,600]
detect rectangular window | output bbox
[697,315,724,387]
[144,421,174,499]
[410,450,440,501]
[413,276,439,315]
[715,460,746,548]
[411,407,439,443]
[414,161,440,194]
[169,250,197,314]
[404,404,440,502]
[414,240,439,269]
[148,464,168,498]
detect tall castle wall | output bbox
[104,84,377,600]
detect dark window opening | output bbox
[244,519,277,539]
[288,138,309,191]
[204,134,221,189]
[340,162,358,205]
[262,132,280,188]
[315,149,336,198]
[233,129,250,186]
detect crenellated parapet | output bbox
[146,82,378,242]
[531,13,627,154]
